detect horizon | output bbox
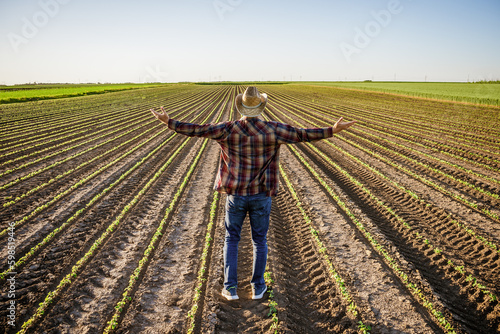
[1,0,499,85]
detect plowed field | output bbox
[1,84,499,333]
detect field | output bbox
[0,83,167,104]
[0,84,499,333]
[300,81,500,106]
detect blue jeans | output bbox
[223,192,272,291]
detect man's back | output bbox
[167,116,334,196]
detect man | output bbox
[151,86,356,301]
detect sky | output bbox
[1,0,499,85]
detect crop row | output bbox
[0,86,225,207]
[266,105,464,332]
[270,101,500,265]
[1,91,215,208]
[17,86,230,333]
[267,100,498,331]
[0,85,210,160]
[278,164,370,333]
[0,85,201,136]
[0,85,219,160]
[0,87,228,252]
[270,87,500,164]
[103,89,229,333]
[280,85,499,141]
[270,98,500,226]
[270,88,500,174]
[1,99,204,273]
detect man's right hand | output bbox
[150,106,169,124]
[333,117,356,133]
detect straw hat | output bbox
[235,86,268,117]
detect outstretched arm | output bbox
[332,117,357,134]
[149,106,227,140]
[150,106,169,124]
[276,116,357,144]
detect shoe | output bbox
[252,285,267,300]
[222,286,239,300]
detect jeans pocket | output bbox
[251,196,272,217]
[226,195,244,214]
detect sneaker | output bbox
[222,286,239,300]
[252,285,267,300]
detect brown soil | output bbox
[1,85,499,334]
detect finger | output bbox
[150,109,160,117]
[337,117,344,123]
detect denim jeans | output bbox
[223,192,272,291]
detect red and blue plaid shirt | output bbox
[168,117,334,196]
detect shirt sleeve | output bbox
[275,122,334,144]
[167,118,228,140]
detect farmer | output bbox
[150,86,356,301]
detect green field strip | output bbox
[0,86,204,150]
[324,96,499,148]
[0,83,167,104]
[103,92,228,333]
[0,88,228,236]
[325,102,500,156]
[267,101,500,249]
[297,82,500,107]
[279,164,369,333]
[267,100,500,221]
[267,107,498,305]
[267,88,500,165]
[2,89,221,208]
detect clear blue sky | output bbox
[1,0,499,84]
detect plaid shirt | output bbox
[168,117,334,196]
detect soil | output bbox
[1,84,499,333]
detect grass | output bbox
[298,81,500,106]
[0,83,169,104]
